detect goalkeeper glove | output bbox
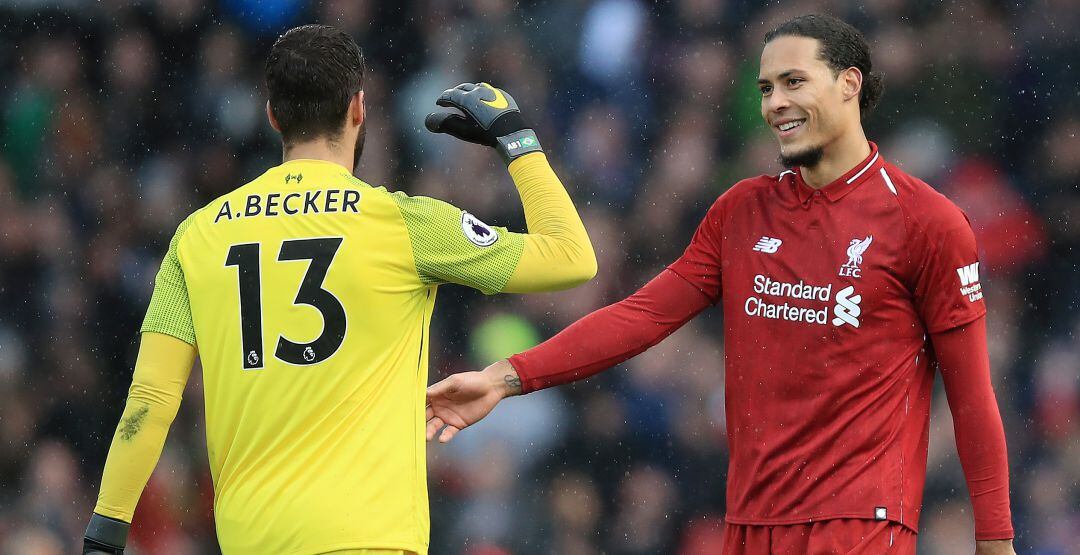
[425,82,543,164]
[83,513,128,554]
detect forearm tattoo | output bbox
[503,373,522,395]
[119,404,150,441]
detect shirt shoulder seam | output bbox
[174,205,212,270]
[887,169,928,291]
[387,191,436,285]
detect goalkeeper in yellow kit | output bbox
[82,24,596,555]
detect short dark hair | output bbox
[764,14,883,119]
[265,24,365,144]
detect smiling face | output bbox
[758,35,861,168]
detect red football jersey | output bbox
[667,143,986,531]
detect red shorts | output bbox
[722,519,916,554]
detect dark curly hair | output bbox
[265,25,365,145]
[765,14,884,120]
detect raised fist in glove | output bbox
[425,82,542,164]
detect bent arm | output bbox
[509,269,711,392]
[93,332,196,522]
[391,152,594,295]
[932,316,1014,541]
[502,152,596,292]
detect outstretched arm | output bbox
[426,269,711,442]
[509,269,710,391]
[932,316,1014,553]
[85,332,196,553]
[427,188,729,442]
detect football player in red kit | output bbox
[425,14,1014,555]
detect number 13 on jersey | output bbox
[224,237,347,370]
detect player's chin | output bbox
[778,141,825,168]
[774,132,806,158]
[778,139,810,158]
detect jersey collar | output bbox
[792,142,884,204]
[280,158,354,174]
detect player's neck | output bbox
[800,128,871,189]
[282,140,355,172]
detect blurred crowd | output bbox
[0,0,1077,554]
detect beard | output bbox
[779,143,825,168]
[351,119,367,172]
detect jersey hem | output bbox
[138,327,196,346]
[974,529,1015,541]
[506,354,535,394]
[278,540,427,555]
[91,503,133,524]
[722,512,918,534]
[925,306,987,335]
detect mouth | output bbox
[774,118,807,139]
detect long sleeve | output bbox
[931,316,1014,540]
[509,269,712,393]
[390,152,595,295]
[502,152,597,292]
[93,332,196,522]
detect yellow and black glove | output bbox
[425,82,542,164]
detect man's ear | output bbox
[350,91,366,127]
[266,100,282,133]
[840,67,863,103]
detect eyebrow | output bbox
[757,69,800,84]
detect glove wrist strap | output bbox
[85,513,129,550]
[496,129,543,164]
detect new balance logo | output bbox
[956,262,983,302]
[753,236,783,253]
[832,285,862,327]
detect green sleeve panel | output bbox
[390,192,524,295]
[140,213,197,345]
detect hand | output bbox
[426,359,522,443]
[424,82,542,163]
[975,539,1015,555]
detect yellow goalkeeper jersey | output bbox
[142,158,531,554]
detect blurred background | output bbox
[0,0,1076,553]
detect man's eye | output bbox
[760,85,772,95]
[788,78,803,86]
